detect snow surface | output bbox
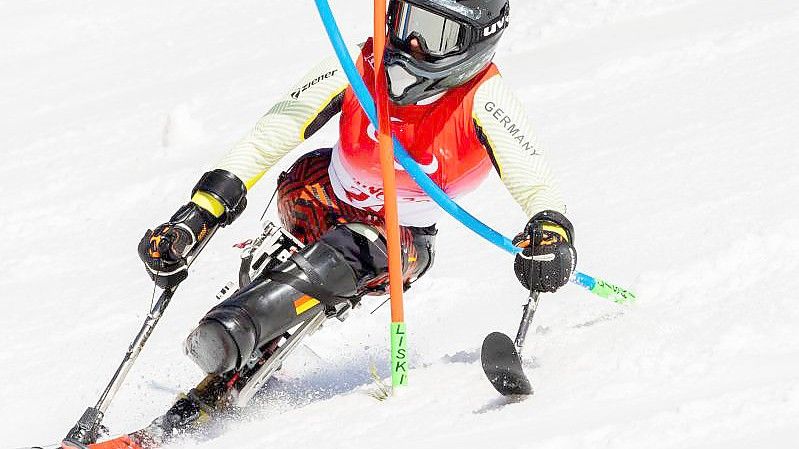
[2,0,798,447]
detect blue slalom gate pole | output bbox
[313,0,516,254]
[311,0,635,303]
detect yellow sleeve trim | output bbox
[542,223,569,242]
[472,113,503,177]
[191,191,225,218]
[244,170,267,190]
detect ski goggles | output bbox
[388,1,470,59]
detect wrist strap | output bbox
[192,169,247,225]
[527,210,575,243]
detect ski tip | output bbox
[481,331,533,396]
[482,331,514,347]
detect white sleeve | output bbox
[214,48,358,189]
[472,74,567,217]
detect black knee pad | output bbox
[320,224,389,284]
[184,307,257,375]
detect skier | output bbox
[85,1,577,447]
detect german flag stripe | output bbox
[294,295,320,315]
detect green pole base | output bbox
[391,322,408,389]
[592,279,637,304]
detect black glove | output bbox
[139,169,248,288]
[513,210,576,293]
[138,203,218,288]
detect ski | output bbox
[43,311,330,449]
[481,331,532,396]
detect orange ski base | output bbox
[62,435,143,449]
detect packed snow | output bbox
[2,0,798,447]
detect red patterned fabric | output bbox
[278,148,383,244]
[276,148,422,291]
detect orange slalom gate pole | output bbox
[373,0,407,391]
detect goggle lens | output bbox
[390,1,466,58]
